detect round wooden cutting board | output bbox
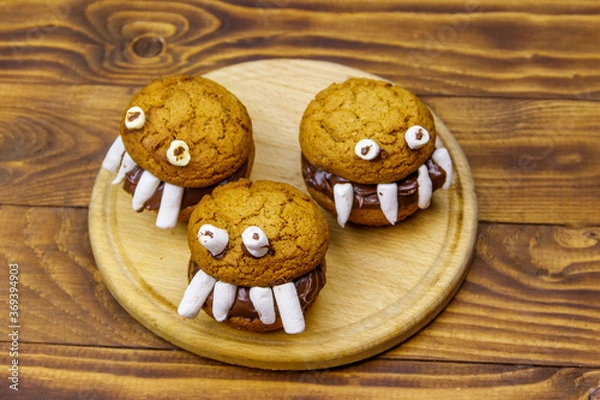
[88,59,478,370]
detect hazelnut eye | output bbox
[241,226,271,258]
[125,106,145,130]
[355,139,380,161]
[405,126,430,149]
[198,224,229,258]
[166,140,191,166]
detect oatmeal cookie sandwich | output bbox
[102,75,254,228]
[299,77,453,227]
[178,179,329,334]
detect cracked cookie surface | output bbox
[188,179,330,287]
[120,75,253,188]
[299,78,436,184]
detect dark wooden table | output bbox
[1,1,599,398]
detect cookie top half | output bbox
[120,75,253,188]
[299,78,436,184]
[187,179,330,287]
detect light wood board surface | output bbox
[88,59,477,370]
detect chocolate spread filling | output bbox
[301,155,446,209]
[188,260,326,320]
[123,160,249,211]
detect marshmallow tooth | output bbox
[101,136,126,173]
[417,165,433,209]
[178,270,217,319]
[432,147,453,190]
[198,224,229,257]
[377,183,399,225]
[131,171,161,211]
[112,152,137,185]
[333,183,354,228]
[242,226,270,258]
[155,183,184,229]
[273,282,305,334]
[212,281,237,322]
[249,287,276,325]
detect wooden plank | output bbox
[1,82,598,224]
[427,96,600,224]
[0,83,122,208]
[1,343,599,399]
[390,223,600,367]
[0,0,598,98]
[0,204,170,349]
[1,205,599,368]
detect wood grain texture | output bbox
[2,205,599,368]
[1,343,599,400]
[0,204,170,349]
[1,81,598,224]
[390,223,600,367]
[428,96,600,224]
[0,0,598,98]
[0,83,123,208]
[0,0,598,395]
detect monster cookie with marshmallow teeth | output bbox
[102,75,254,228]
[178,179,329,334]
[299,77,453,227]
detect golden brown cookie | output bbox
[121,75,253,188]
[300,78,436,184]
[178,179,329,334]
[299,78,454,227]
[101,75,254,228]
[187,180,329,287]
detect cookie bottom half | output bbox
[123,145,255,222]
[301,155,446,226]
[306,185,420,226]
[188,259,326,333]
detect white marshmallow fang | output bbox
[198,224,229,257]
[405,125,430,149]
[112,152,137,185]
[355,139,380,161]
[212,281,237,322]
[417,165,433,209]
[101,136,126,173]
[131,171,161,211]
[273,283,305,334]
[249,287,276,325]
[178,270,217,319]
[125,106,145,130]
[166,140,191,167]
[241,226,270,258]
[155,183,184,229]
[333,183,354,228]
[432,148,453,190]
[377,183,399,225]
